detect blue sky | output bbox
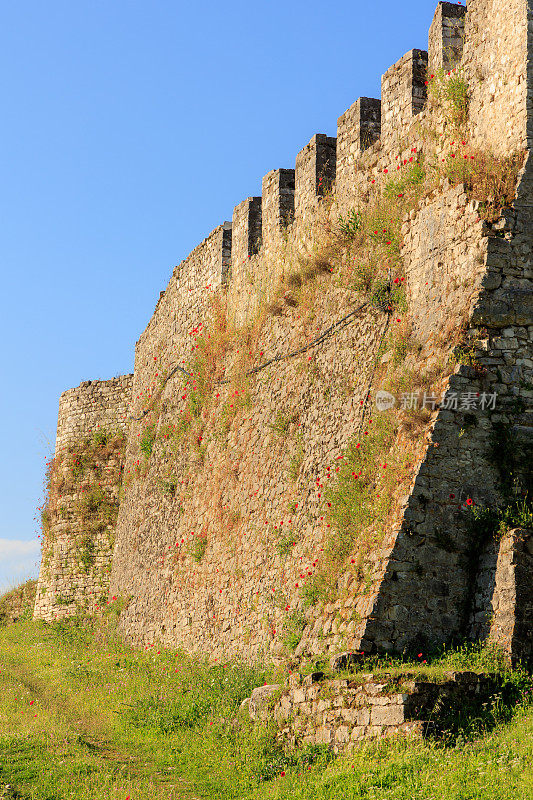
[0,0,446,595]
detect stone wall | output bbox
[0,579,38,626]
[428,2,466,76]
[295,134,337,228]
[380,49,428,152]
[109,284,392,664]
[335,98,381,212]
[469,527,533,666]
[460,0,531,158]
[245,669,501,755]
[33,377,132,622]
[226,198,262,330]
[54,376,133,456]
[34,0,533,677]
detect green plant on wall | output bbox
[300,573,329,608]
[383,157,427,203]
[140,422,157,459]
[187,534,207,563]
[427,64,469,130]
[337,209,362,238]
[158,476,178,496]
[465,495,533,545]
[78,534,97,574]
[276,529,297,558]
[267,411,296,437]
[282,610,307,652]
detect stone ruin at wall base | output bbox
[34,0,533,710]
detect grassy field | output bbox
[0,590,532,800]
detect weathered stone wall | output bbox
[110,284,392,664]
[54,376,133,456]
[380,49,428,152]
[35,0,533,679]
[350,157,533,659]
[34,377,133,622]
[461,0,530,158]
[0,579,38,626]
[469,527,533,666]
[226,199,262,330]
[428,2,466,75]
[245,669,501,755]
[335,97,381,212]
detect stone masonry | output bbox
[34,0,533,685]
[34,376,133,621]
[244,669,501,755]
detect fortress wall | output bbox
[109,285,393,664]
[108,175,523,667]
[461,0,530,157]
[352,155,533,660]
[293,180,506,659]
[36,2,533,666]
[54,376,133,456]
[34,376,133,622]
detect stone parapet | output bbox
[261,168,295,260]
[380,49,428,153]
[336,98,380,208]
[294,134,337,227]
[55,376,133,456]
[428,1,467,75]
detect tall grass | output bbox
[0,609,532,799]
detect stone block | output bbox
[370,704,405,726]
[303,671,325,685]
[356,707,371,726]
[329,651,364,672]
[292,688,306,704]
[315,726,332,744]
[249,684,282,721]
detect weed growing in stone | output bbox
[426,65,469,131]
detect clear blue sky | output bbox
[0,0,446,594]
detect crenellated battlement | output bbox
[126,0,528,335]
[336,97,381,209]
[380,48,428,149]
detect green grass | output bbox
[1,603,532,800]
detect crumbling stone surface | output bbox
[244,669,502,755]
